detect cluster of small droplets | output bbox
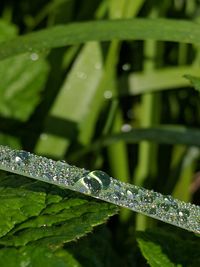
[0,145,199,234]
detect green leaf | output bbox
[184,74,200,92]
[0,172,117,247]
[128,66,200,95]
[70,126,200,159]
[0,19,49,122]
[0,174,47,238]
[137,228,200,267]
[0,53,49,121]
[0,19,18,43]
[0,245,81,267]
[35,42,103,157]
[1,19,200,60]
[137,238,175,267]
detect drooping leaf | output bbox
[1,19,200,61]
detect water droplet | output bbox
[122,63,131,71]
[159,203,170,211]
[149,206,157,215]
[177,208,190,222]
[104,90,113,99]
[88,170,111,190]
[126,190,134,199]
[164,196,178,210]
[30,53,39,61]
[140,194,154,203]
[14,151,29,166]
[121,124,132,132]
[83,177,101,194]
[43,172,53,179]
[113,191,123,201]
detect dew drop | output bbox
[113,191,123,201]
[14,151,29,166]
[30,52,39,61]
[83,177,102,194]
[121,124,132,132]
[126,190,134,199]
[104,90,113,99]
[164,196,178,210]
[177,208,190,222]
[88,170,111,190]
[140,194,154,203]
[122,63,131,71]
[149,206,157,215]
[159,203,170,211]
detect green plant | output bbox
[0,0,200,266]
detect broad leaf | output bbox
[0,245,81,267]
[0,172,117,246]
[137,228,200,267]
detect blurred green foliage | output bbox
[0,0,200,266]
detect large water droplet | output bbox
[14,151,29,166]
[83,177,101,194]
[164,195,178,210]
[88,170,111,190]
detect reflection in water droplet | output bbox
[30,53,39,61]
[88,170,111,190]
[83,177,101,194]
[104,90,113,99]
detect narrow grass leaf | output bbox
[1,19,200,60]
